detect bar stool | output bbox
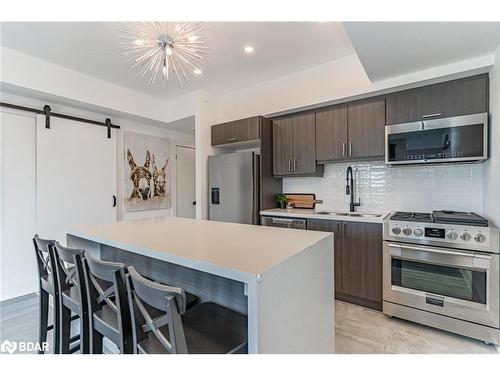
[52,242,90,354]
[33,235,59,354]
[127,266,248,354]
[83,252,133,354]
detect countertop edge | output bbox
[260,209,389,224]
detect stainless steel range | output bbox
[383,210,500,345]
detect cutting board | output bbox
[284,193,323,209]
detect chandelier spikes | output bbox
[118,22,208,89]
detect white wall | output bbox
[283,161,483,215]
[484,44,500,226]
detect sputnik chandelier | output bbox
[118,22,208,89]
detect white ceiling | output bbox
[343,22,500,82]
[0,22,355,100]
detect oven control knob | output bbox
[403,228,412,236]
[413,228,423,237]
[474,233,486,243]
[392,227,401,235]
[446,231,458,240]
[460,232,471,241]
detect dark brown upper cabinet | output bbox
[315,99,386,162]
[211,116,261,146]
[273,113,323,177]
[386,74,489,125]
[315,105,348,161]
[347,99,386,159]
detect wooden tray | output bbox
[284,193,323,209]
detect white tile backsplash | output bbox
[283,161,483,214]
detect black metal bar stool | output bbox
[33,235,59,354]
[52,242,90,354]
[83,252,133,354]
[127,266,248,354]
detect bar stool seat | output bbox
[137,302,248,354]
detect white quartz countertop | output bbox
[68,216,332,282]
[260,208,389,224]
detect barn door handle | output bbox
[112,195,117,207]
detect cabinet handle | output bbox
[343,223,348,238]
[342,142,346,156]
[288,160,292,172]
[228,137,239,142]
[422,113,442,119]
[349,142,352,156]
[293,160,297,172]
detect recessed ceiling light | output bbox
[193,68,202,75]
[244,45,254,53]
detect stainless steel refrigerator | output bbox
[208,151,260,224]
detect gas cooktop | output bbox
[389,210,488,227]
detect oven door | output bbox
[383,242,499,328]
[385,113,488,165]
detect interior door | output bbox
[0,110,38,300]
[36,116,117,245]
[176,145,196,218]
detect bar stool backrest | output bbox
[127,266,188,354]
[53,242,86,291]
[83,252,132,353]
[33,235,57,288]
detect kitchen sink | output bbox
[315,211,383,218]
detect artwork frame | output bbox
[124,131,171,212]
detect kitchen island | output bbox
[67,216,334,354]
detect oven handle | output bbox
[387,243,475,258]
[387,243,492,269]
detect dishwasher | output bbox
[261,216,307,229]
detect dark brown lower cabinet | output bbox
[306,219,343,296]
[307,219,383,311]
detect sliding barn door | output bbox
[36,116,117,244]
[0,110,38,300]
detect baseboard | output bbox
[335,292,382,311]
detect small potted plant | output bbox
[277,193,287,209]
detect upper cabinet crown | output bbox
[211,116,261,146]
[273,113,323,177]
[315,98,386,162]
[386,74,488,125]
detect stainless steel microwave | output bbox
[385,112,488,165]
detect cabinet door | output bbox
[341,222,383,310]
[386,74,488,125]
[211,117,261,145]
[230,117,260,143]
[307,219,343,295]
[292,113,316,174]
[347,99,386,159]
[272,117,294,175]
[315,106,348,161]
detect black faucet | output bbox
[346,166,361,212]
